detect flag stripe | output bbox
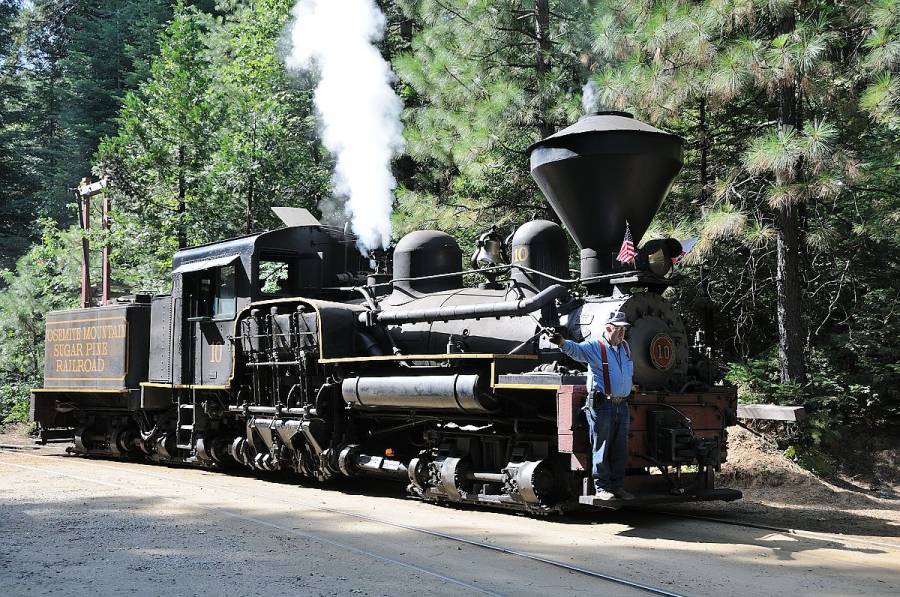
[616,222,636,264]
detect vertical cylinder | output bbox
[78,190,92,308]
[510,220,568,295]
[102,194,111,305]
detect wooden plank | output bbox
[737,404,806,422]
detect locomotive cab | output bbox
[149,222,369,389]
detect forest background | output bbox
[0,0,896,472]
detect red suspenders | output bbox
[599,342,611,396]
[598,341,630,395]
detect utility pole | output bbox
[72,176,109,308]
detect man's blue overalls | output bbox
[559,337,634,491]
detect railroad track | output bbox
[645,509,900,552]
[4,446,896,557]
[0,448,686,597]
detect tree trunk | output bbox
[774,13,807,386]
[698,98,709,204]
[246,173,255,235]
[246,119,256,235]
[533,0,553,139]
[177,145,187,249]
[400,17,413,44]
[775,204,806,384]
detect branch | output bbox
[813,259,851,338]
[434,0,474,26]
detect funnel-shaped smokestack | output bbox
[528,112,683,278]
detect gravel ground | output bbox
[2,425,899,596]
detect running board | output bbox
[579,488,743,509]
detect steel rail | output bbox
[4,446,896,554]
[0,449,687,597]
[645,509,900,551]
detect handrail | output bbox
[360,284,569,326]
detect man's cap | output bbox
[606,311,631,327]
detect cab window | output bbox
[212,265,236,319]
[188,265,236,321]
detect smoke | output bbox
[582,79,599,114]
[286,0,404,252]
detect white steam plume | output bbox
[286,0,404,251]
[582,79,598,114]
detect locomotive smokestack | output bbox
[527,112,683,280]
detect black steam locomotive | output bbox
[32,112,741,512]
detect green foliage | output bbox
[2,398,29,425]
[393,0,594,241]
[588,0,900,448]
[0,222,81,422]
[859,0,900,126]
[726,350,804,405]
[0,0,173,272]
[96,0,329,289]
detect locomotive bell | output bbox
[528,112,683,280]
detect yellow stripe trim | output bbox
[46,316,127,326]
[32,388,130,394]
[493,383,561,390]
[319,353,538,364]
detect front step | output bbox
[578,487,743,509]
[176,402,195,449]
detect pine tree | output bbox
[859,0,899,127]
[589,0,890,390]
[0,0,173,269]
[203,0,328,238]
[96,3,214,282]
[393,0,594,243]
[96,0,331,288]
[0,1,36,270]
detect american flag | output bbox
[616,221,636,264]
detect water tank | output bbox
[392,231,463,294]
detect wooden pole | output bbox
[74,176,109,309]
[101,193,110,305]
[77,183,92,309]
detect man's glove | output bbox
[543,327,565,347]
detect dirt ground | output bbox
[2,424,899,596]
[3,423,899,541]
[668,426,900,541]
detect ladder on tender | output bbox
[176,390,196,450]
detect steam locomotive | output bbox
[31,112,741,512]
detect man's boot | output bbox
[612,487,635,500]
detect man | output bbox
[548,311,635,501]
